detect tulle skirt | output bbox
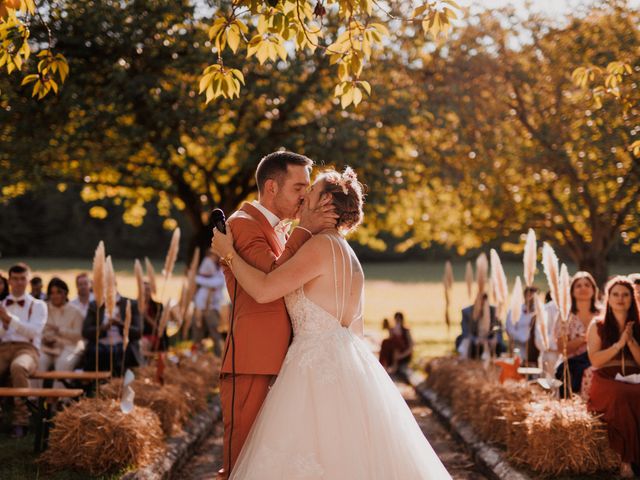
[230,326,451,479]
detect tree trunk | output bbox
[576,251,610,290]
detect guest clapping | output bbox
[554,272,600,396]
[0,263,47,438]
[586,276,640,478]
[39,278,85,386]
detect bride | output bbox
[212,166,451,479]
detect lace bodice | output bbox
[285,288,342,337]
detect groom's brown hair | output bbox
[256,151,313,194]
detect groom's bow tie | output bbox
[5,299,25,307]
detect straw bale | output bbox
[39,398,163,476]
[506,396,618,476]
[101,378,189,436]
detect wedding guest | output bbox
[0,263,47,438]
[193,248,226,356]
[535,291,560,378]
[554,272,600,396]
[379,312,413,377]
[629,273,640,301]
[0,274,8,301]
[82,287,142,375]
[506,286,540,365]
[38,278,85,388]
[70,272,93,319]
[587,276,640,478]
[30,276,46,300]
[458,293,506,358]
[140,281,166,353]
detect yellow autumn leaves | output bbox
[200,0,460,108]
[0,0,68,99]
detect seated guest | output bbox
[630,273,640,301]
[140,281,166,353]
[587,276,640,478]
[30,276,46,301]
[82,287,142,375]
[38,278,85,388]
[0,263,47,438]
[194,249,226,356]
[0,274,8,301]
[70,273,93,319]
[379,312,413,376]
[506,286,540,366]
[554,272,600,396]
[457,293,505,358]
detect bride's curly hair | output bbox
[318,166,365,232]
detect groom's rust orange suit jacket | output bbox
[220,202,311,376]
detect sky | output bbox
[470,0,640,16]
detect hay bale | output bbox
[506,396,618,476]
[39,398,164,476]
[101,378,189,436]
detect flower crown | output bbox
[334,167,358,195]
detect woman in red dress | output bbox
[587,276,640,478]
[379,312,414,376]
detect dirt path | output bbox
[179,383,487,479]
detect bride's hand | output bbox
[211,222,235,258]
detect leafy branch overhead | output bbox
[199,0,460,108]
[0,0,69,99]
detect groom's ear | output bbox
[264,178,279,195]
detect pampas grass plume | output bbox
[542,242,560,307]
[509,276,524,327]
[123,300,132,351]
[144,257,157,297]
[524,228,537,287]
[476,253,489,296]
[134,259,146,320]
[559,263,571,323]
[163,228,181,280]
[92,241,106,308]
[465,261,474,299]
[105,255,116,320]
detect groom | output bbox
[217,151,337,479]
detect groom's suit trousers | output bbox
[221,373,272,474]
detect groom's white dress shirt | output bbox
[251,200,287,246]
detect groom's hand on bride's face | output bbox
[298,194,339,234]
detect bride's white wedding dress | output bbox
[230,234,451,479]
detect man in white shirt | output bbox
[70,272,93,318]
[194,248,227,356]
[0,263,47,438]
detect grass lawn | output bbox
[0,257,639,479]
[2,257,639,363]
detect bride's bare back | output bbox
[301,232,364,333]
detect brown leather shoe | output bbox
[10,425,28,439]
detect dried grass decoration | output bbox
[506,397,618,476]
[443,261,454,329]
[426,357,617,477]
[39,397,164,476]
[101,376,189,436]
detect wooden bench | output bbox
[0,387,83,452]
[31,370,112,395]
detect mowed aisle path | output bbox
[179,382,486,480]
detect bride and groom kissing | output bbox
[211,151,450,479]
